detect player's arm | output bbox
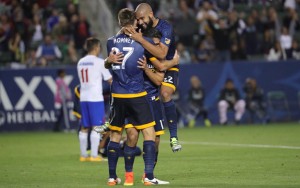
[126,27,168,59]
[137,56,164,86]
[105,40,124,69]
[149,50,180,72]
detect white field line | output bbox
[163,141,300,150]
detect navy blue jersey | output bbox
[143,56,159,97]
[107,34,146,98]
[72,85,81,118]
[155,19,176,64]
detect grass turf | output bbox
[0,123,300,188]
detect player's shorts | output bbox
[162,67,179,91]
[109,96,155,132]
[80,101,105,128]
[125,95,165,136]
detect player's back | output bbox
[77,55,105,101]
[107,34,146,96]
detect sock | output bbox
[107,141,120,179]
[163,100,178,138]
[124,144,136,172]
[154,151,158,170]
[79,131,88,157]
[143,140,155,180]
[90,130,100,157]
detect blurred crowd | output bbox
[110,0,300,63]
[1,0,300,68]
[0,0,91,67]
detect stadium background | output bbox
[1,0,300,131]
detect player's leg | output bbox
[218,100,229,125]
[123,126,139,186]
[78,102,90,161]
[106,97,127,185]
[89,101,106,161]
[198,107,211,127]
[234,99,246,124]
[107,130,122,186]
[128,96,157,185]
[161,71,181,152]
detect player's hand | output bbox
[137,56,147,70]
[108,50,123,64]
[173,50,180,65]
[126,26,143,42]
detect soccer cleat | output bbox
[89,156,108,162]
[107,177,122,186]
[79,156,89,162]
[188,119,195,128]
[170,137,182,152]
[204,119,212,127]
[124,172,134,186]
[143,178,159,185]
[93,122,110,134]
[142,174,170,185]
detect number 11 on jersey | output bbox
[81,68,89,83]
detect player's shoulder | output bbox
[157,19,173,30]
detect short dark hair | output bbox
[118,8,135,27]
[143,28,162,39]
[85,37,100,52]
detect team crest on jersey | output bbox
[165,38,171,44]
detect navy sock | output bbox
[107,141,120,179]
[163,100,178,138]
[154,151,158,170]
[143,140,155,180]
[124,144,136,172]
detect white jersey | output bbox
[77,55,112,102]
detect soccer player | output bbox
[122,28,178,185]
[77,38,112,162]
[126,3,182,152]
[105,8,157,186]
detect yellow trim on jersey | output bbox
[109,125,123,132]
[112,91,147,98]
[135,121,156,130]
[125,124,134,129]
[161,82,176,91]
[72,111,81,119]
[74,86,80,98]
[168,68,179,72]
[155,130,165,136]
[149,57,158,62]
[155,96,160,101]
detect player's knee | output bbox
[218,100,228,108]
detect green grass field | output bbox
[1,123,300,188]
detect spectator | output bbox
[261,29,274,55]
[194,41,211,62]
[187,76,211,127]
[31,3,43,21]
[291,39,300,60]
[213,0,234,12]
[46,9,59,33]
[52,14,70,43]
[0,14,12,52]
[207,17,239,62]
[243,78,269,123]
[196,0,218,39]
[8,31,25,63]
[218,78,246,125]
[29,14,44,48]
[157,0,178,20]
[65,39,78,64]
[266,41,283,61]
[26,49,47,67]
[35,34,62,65]
[53,69,72,132]
[230,41,247,60]
[244,16,258,56]
[174,0,197,46]
[72,14,90,51]
[279,27,293,59]
[65,3,78,22]
[176,42,191,64]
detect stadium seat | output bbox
[267,91,290,122]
